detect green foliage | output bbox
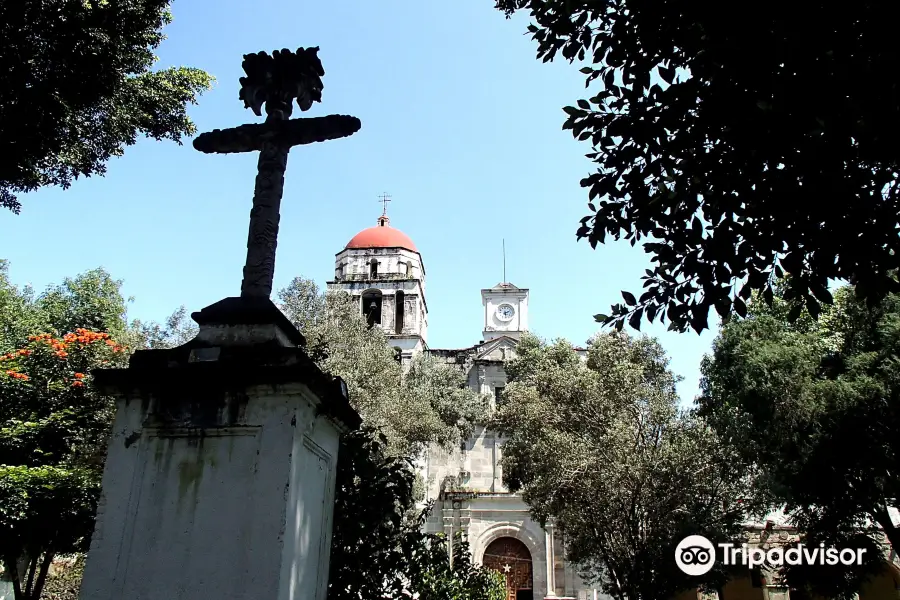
[0,264,132,354]
[409,534,506,600]
[495,332,750,600]
[0,0,213,213]
[0,260,197,355]
[328,428,505,600]
[697,284,900,598]
[279,277,498,599]
[278,277,489,456]
[0,329,126,600]
[0,469,97,600]
[131,305,199,349]
[496,0,900,333]
[34,269,131,342]
[328,428,419,599]
[402,353,486,451]
[0,261,191,599]
[0,261,42,354]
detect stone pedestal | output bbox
[79,297,360,600]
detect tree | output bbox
[495,0,900,333]
[0,330,128,600]
[277,277,488,456]
[33,268,133,343]
[696,284,900,598]
[0,262,203,598]
[0,261,43,354]
[328,427,505,600]
[132,305,198,349]
[0,260,197,355]
[409,532,506,600]
[0,0,213,213]
[278,277,499,599]
[494,332,750,600]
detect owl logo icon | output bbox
[676,535,716,575]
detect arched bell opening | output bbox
[395,291,405,334]
[361,290,383,328]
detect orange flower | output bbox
[56,351,68,358]
[72,380,84,388]
[74,372,85,379]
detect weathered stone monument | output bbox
[79,48,362,600]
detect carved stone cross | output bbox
[193,47,361,298]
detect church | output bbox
[325,212,900,600]
[327,211,595,600]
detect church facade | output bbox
[326,214,900,600]
[328,214,594,600]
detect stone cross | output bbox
[193,47,361,298]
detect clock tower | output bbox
[481,282,529,341]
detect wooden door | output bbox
[482,537,533,600]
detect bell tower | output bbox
[327,200,427,362]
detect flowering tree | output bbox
[0,329,127,600]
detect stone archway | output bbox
[482,537,533,600]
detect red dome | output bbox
[345,216,418,252]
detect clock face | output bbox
[496,303,515,322]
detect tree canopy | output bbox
[494,332,750,600]
[0,0,212,213]
[278,277,487,456]
[0,330,128,600]
[0,262,207,599]
[279,276,498,599]
[496,0,900,334]
[328,427,505,600]
[697,283,900,598]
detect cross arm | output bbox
[193,114,361,154]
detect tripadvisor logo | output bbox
[675,535,867,576]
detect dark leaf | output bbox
[628,307,644,331]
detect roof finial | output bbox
[378,192,391,216]
[503,238,507,283]
[377,192,391,226]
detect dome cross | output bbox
[378,192,392,216]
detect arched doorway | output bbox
[482,537,533,600]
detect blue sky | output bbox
[0,0,715,402]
